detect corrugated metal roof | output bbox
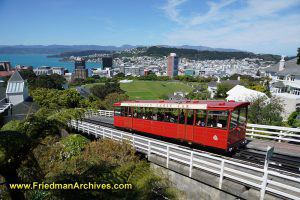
[8,70,23,82]
[6,81,24,93]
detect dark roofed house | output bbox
[265,56,300,119]
[168,91,188,101]
[207,78,243,98]
[265,57,300,95]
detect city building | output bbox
[92,68,113,78]
[185,69,195,76]
[33,66,53,75]
[15,65,33,70]
[0,61,14,78]
[52,67,65,75]
[6,70,29,105]
[167,53,179,78]
[102,57,113,68]
[75,57,86,69]
[0,61,12,71]
[73,57,88,80]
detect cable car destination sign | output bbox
[120,102,208,110]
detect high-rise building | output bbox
[74,57,86,69]
[167,53,179,78]
[102,57,113,69]
[73,57,88,80]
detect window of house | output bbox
[291,75,295,81]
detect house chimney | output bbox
[279,55,285,71]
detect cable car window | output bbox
[129,107,134,117]
[230,109,239,129]
[196,110,207,127]
[207,111,228,129]
[124,107,129,117]
[186,110,195,125]
[133,107,140,118]
[179,109,185,124]
[163,108,178,123]
[156,108,164,121]
[120,107,126,116]
[115,107,121,116]
[239,107,247,125]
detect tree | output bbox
[104,92,128,110]
[90,80,124,100]
[31,88,83,109]
[0,130,30,200]
[34,139,180,200]
[287,111,300,128]
[49,73,66,87]
[248,96,284,125]
[19,70,36,86]
[297,47,300,64]
[33,74,65,89]
[186,91,211,100]
[215,83,235,98]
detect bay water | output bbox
[0,54,102,73]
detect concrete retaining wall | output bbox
[149,154,284,200]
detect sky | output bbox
[0,0,300,55]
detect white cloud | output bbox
[161,0,187,24]
[161,0,300,54]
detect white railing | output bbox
[70,120,300,200]
[85,110,300,144]
[247,123,300,143]
[0,98,11,114]
[85,109,114,118]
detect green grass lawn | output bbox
[120,80,194,100]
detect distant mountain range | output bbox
[0,44,244,54]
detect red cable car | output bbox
[113,100,250,152]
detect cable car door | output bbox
[185,110,194,141]
[177,109,185,140]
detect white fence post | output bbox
[278,131,282,143]
[219,160,225,189]
[260,168,268,200]
[133,136,135,147]
[251,127,254,138]
[166,146,170,168]
[148,141,151,157]
[189,151,194,177]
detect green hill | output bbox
[120,80,194,100]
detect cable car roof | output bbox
[113,100,250,110]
